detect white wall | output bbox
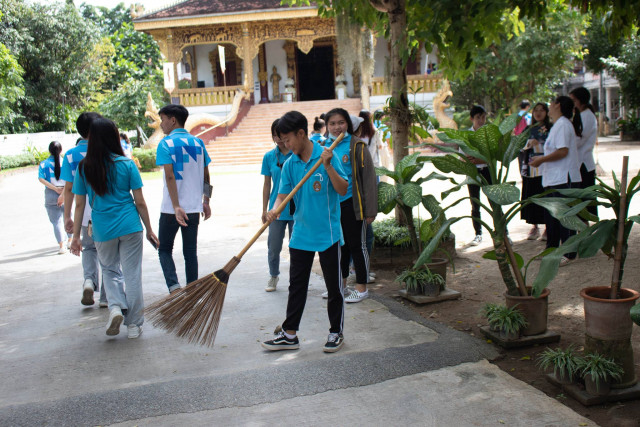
[1,132,80,157]
[195,44,216,88]
[373,35,388,78]
[264,40,287,102]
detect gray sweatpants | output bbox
[44,204,70,244]
[95,231,144,327]
[82,226,107,304]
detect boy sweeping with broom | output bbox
[262,111,349,353]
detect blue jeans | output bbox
[158,212,200,292]
[267,219,293,277]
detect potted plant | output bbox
[616,113,640,141]
[412,113,586,335]
[578,353,624,396]
[536,345,582,385]
[482,304,527,340]
[395,266,445,297]
[532,156,640,387]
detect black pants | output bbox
[282,242,344,334]
[467,166,492,236]
[544,182,577,259]
[340,198,369,284]
[580,164,598,217]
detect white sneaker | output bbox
[127,324,142,339]
[369,271,376,278]
[470,235,482,246]
[106,307,123,336]
[99,301,108,308]
[57,246,67,255]
[345,289,369,303]
[322,288,351,299]
[265,276,278,292]
[81,279,94,306]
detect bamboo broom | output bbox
[146,132,346,346]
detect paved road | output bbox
[0,151,613,426]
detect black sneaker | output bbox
[261,332,300,351]
[323,333,344,353]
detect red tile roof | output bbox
[137,0,313,20]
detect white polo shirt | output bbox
[542,116,581,187]
[577,109,597,172]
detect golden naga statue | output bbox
[143,93,165,149]
[433,79,457,130]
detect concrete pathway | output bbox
[0,150,611,426]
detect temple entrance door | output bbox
[296,45,334,101]
[216,61,237,86]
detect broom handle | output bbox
[235,132,346,260]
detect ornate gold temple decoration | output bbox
[283,40,297,83]
[143,93,164,149]
[433,80,457,130]
[208,44,243,86]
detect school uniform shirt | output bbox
[156,128,211,214]
[261,147,293,221]
[278,140,347,252]
[38,155,65,205]
[332,133,357,202]
[541,116,581,188]
[577,109,597,172]
[72,156,143,242]
[60,139,92,227]
[309,133,326,145]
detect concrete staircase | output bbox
[206,99,363,166]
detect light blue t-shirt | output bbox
[72,156,143,242]
[39,156,65,186]
[278,141,347,252]
[261,147,293,221]
[120,139,132,158]
[61,140,92,226]
[156,128,211,214]
[330,133,353,202]
[309,133,326,146]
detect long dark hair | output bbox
[313,116,325,132]
[569,87,595,113]
[531,102,551,130]
[555,96,582,138]
[358,110,375,140]
[48,141,62,180]
[78,118,125,196]
[324,108,354,135]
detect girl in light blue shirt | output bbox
[38,141,71,254]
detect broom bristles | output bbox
[145,256,240,347]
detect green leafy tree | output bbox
[0,41,24,133]
[602,36,640,110]
[583,15,623,74]
[79,2,132,35]
[0,1,104,131]
[451,3,586,112]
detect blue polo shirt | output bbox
[330,133,353,202]
[309,133,326,145]
[72,156,143,242]
[39,156,64,186]
[278,141,347,252]
[261,147,293,221]
[61,139,92,226]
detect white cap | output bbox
[350,115,364,131]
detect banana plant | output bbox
[414,112,588,297]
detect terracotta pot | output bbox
[584,376,611,396]
[424,257,448,286]
[504,287,550,336]
[581,286,640,388]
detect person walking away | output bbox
[38,141,71,254]
[325,108,378,304]
[155,104,212,293]
[310,116,327,145]
[261,111,348,353]
[514,100,532,135]
[120,133,133,159]
[529,96,582,266]
[569,87,598,220]
[62,112,108,307]
[262,119,294,292]
[465,105,490,246]
[520,103,551,241]
[69,118,159,339]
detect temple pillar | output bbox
[258,44,269,103]
[189,46,198,88]
[283,40,298,101]
[239,22,256,96]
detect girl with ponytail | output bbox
[529,95,582,266]
[38,141,71,253]
[570,87,598,217]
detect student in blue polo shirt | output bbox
[70,117,159,339]
[156,104,212,294]
[38,141,71,254]
[261,118,293,292]
[261,111,348,353]
[309,116,326,145]
[62,112,108,307]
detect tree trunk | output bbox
[401,205,419,256]
[493,238,518,295]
